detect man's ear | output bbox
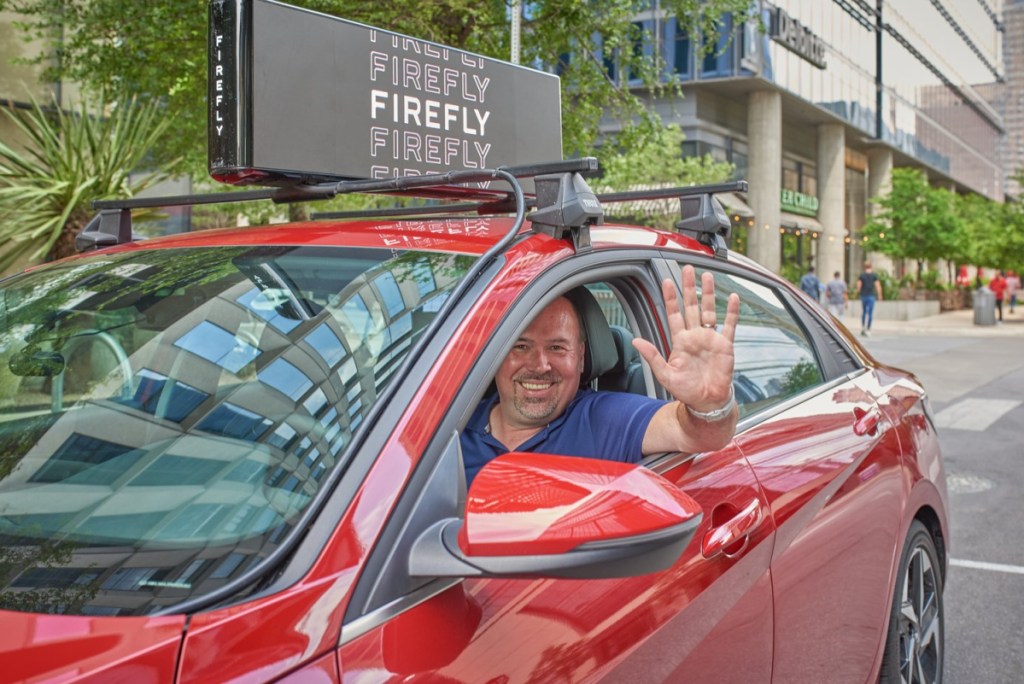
[577,342,586,374]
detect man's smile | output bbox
[515,375,561,395]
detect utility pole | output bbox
[511,0,521,64]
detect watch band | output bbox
[685,385,735,422]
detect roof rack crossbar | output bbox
[92,188,279,211]
[595,180,748,203]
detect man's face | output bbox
[495,297,584,429]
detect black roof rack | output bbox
[79,157,600,253]
[81,158,746,261]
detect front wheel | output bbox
[879,520,944,684]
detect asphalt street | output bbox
[847,308,1024,683]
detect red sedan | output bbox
[0,171,946,683]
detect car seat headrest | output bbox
[608,325,640,374]
[563,287,617,384]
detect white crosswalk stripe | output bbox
[934,398,1021,431]
[951,558,1024,576]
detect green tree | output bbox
[597,123,734,228]
[955,192,996,274]
[0,96,178,272]
[599,124,734,189]
[4,0,754,174]
[861,167,963,282]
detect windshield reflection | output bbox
[0,245,473,616]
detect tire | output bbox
[879,520,944,684]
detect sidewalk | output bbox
[835,305,1024,338]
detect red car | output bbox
[0,162,946,683]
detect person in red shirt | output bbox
[989,270,1008,322]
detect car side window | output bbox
[694,267,824,418]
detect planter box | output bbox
[847,299,940,321]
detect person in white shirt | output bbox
[825,271,848,319]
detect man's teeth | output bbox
[521,381,552,390]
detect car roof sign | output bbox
[208,0,562,187]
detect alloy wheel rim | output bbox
[898,544,942,684]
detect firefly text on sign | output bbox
[368,31,494,178]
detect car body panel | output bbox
[0,612,183,683]
[735,370,905,683]
[339,445,775,683]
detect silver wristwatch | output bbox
[685,385,736,422]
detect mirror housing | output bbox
[409,452,702,579]
[8,348,65,377]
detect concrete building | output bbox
[606,0,1005,281]
[997,0,1024,198]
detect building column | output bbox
[866,147,894,277]
[817,123,845,282]
[747,90,782,272]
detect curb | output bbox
[834,309,1024,338]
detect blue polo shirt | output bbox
[460,389,668,485]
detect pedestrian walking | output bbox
[856,261,883,336]
[825,271,848,319]
[800,265,822,304]
[990,270,1007,322]
[1007,270,1020,314]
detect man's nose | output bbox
[525,347,552,371]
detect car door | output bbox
[337,252,775,682]
[690,266,903,683]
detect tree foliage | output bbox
[862,165,1024,279]
[0,96,177,273]
[598,123,734,229]
[598,124,733,190]
[3,0,754,175]
[861,167,963,280]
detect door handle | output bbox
[853,407,881,436]
[701,498,762,559]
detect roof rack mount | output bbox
[597,180,748,259]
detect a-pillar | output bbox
[866,147,895,277]
[817,123,845,281]
[747,90,782,272]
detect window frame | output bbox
[340,251,670,637]
[657,256,866,424]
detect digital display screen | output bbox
[209,0,562,186]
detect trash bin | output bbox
[973,286,996,326]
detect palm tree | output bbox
[0,96,177,274]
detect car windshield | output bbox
[0,244,474,616]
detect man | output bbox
[825,271,848,319]
[800,265,822,303]
[856,261,883,336]
[461,266,739,485]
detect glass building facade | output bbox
[609,0,1005,278]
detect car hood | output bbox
[0,610,185,683]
